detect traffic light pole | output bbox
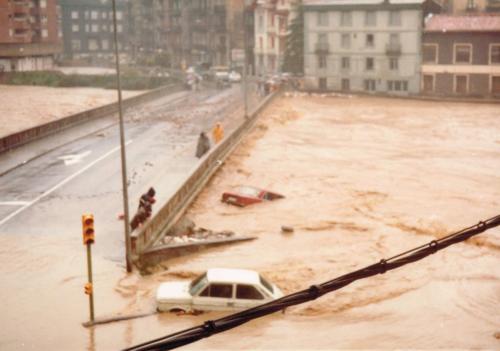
[86,243,95,322]
[112,0,132,272]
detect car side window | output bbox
[199,284,233,298]
[236,284,265,300]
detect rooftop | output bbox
[425,14,500,32]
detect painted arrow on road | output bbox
[58,150,92,166]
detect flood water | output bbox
[1,95,499,350]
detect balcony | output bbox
[315,42,330,54]
[386,42,402,56]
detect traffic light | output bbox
[84,282,93,295]
[82,214,95,245]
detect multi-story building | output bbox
[128,0,165,59]
[422,14,500,97]
[254,0,293,76]
[440,0,500,13]
[59,0,128,62]
[0,0,61,71]
[164,0,246,70]
[303,0,441,94]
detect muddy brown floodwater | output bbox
[1,94,499,350]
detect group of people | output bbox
[196,122,224,158]
[129,122,225,230]
[130,187,156,231]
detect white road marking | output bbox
[58,150,92,166]
[0,141,132,228]
[0,201,31,206]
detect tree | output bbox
[282,0,304,74]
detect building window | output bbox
[88,39,99,51]
[423,74,434,92]
[40,0,47,8]
[341,33,350,49]
[102,11,107,19]
[364,79,376,91]
[71,39,81,51]
[389,57,398,70]
[91,11,99,20]
[423,44,438,63]
[85,24,90,32]
[365,11,376,26]
[319,77,327,91]
[454,44,472,63]
[366,57,374,71]
[341,57,350,70]
[455,75,468,94]
[318,55,327,69]
[102,39,109,50]
[258,15,264,30]
[317,12,328,26]
[491,76,500,94]
[341,78,350,91]
[102,24,108,32]
[116,11,123,20]
[42,29,48,38]
[389,11,401,26]
[117,24,123,33]
[366,34,374,47]
[388,80,408,92]
[72,24,79,32]
[71,11,79,19]
[490,44,500,64]
[91,24,99,32]
[341,12,352,26]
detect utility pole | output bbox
[112,0,132,272]
[242,6,249,118]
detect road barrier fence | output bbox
[131,90,280,259]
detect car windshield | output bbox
[189,272,208,296]
[259,275,274,294]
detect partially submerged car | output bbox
[221,186,284,207]
[156,268,283,313]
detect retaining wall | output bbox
[131,91,280,258]
[0,84,183,154]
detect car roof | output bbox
[206,268,260,285]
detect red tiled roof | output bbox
[425,14,500,32]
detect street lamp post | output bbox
[112,0,132,272]
[242,6,249,118]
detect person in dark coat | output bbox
[195,132,211,158]
[131,187,156,230]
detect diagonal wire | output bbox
[124,214,500,351]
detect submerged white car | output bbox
[156,268,283,313]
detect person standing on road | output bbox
[196,131,211,158]
[212,122,224,144]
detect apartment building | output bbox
[422,14,500,96]
[254,0,293,76]
[0,0,61,71]
[59,0,128,62]
[128,0,165,59]
[303,0,442,94]
[164,0,245,70]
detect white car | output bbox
[156,268,283,313]
[228,71,242,83]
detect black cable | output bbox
[124,215,500,351]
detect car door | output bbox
[192,283,234,311]
[233,284,267,310]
